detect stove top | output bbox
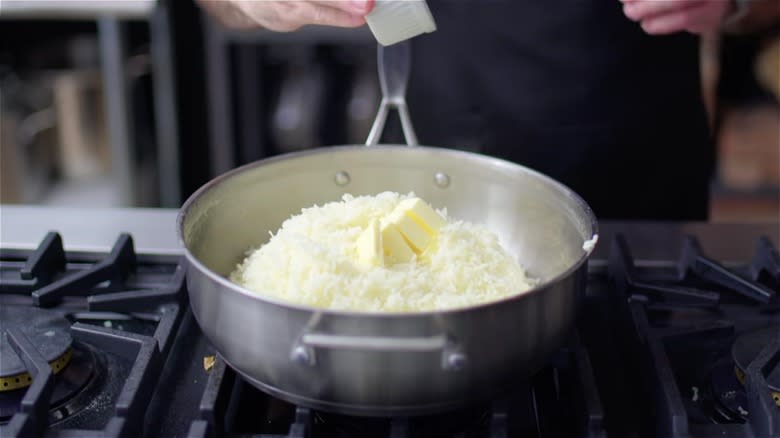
[0,231,185,437]
[585,234,780,437]
[0,213,778,438]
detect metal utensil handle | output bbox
[365,42,419,147]
[291,332,465,370]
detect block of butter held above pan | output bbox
[365,0,437,46]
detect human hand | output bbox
[198,0,375,31]
[620,0,734,35]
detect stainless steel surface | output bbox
[149,3,181,207]
[0,205,182,255]
[178,144,597,416]
[0,0,156,19]
[366,42,418,146]
[99,18,134,205]
[433,172,451,188]
[1,204,776,262]
[334,171,351,186]
[590,222,780,266]
[291,314,466,371]
[292,332,466,372]
[204,16,235,177]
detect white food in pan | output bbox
[230,192,535,312]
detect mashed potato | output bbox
[230,192,535,312]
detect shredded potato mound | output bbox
[230,192,535,312]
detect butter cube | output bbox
[385,209,431,253]
[357,219,384,267]
[380,222,416,264]
[398,198,447,233]
[385,197,446,254]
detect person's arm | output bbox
[620,0,779,35]
[196,0,374,31]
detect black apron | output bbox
[394,0,714,220]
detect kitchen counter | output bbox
[0,0,155,19]
[0,205,181,256]
[1,204,778,263]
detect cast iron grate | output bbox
[608,233,780,438]
[187,334,605,438]
[0,231,186,438]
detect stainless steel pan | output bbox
[178,43,598,416]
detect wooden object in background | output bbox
[718,104,780,189]
[0,117,22,203]
[755,36,780,100]
[52,70,110,180]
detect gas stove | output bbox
[0,206,778,437]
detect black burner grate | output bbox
[0,231,186,438]
[607,233,780,438]
[2,228,777,438]
[188,334,606,438]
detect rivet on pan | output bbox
[334,171,351,186]
[434,172,450,188]
[445,352,466,371]
[291,346,314,366]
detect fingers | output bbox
[316,0,375,15]
[208,0,375,32]
[197,0,265,29]
[621,0,734,35]
[621,0,707,22]
[291,1,368,29]
[638,2,720,34]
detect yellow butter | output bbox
[385,197,446,254]
[357,219,383,267]
[385,209,432,253]
[398,198,447,233]
[380,222,416,264]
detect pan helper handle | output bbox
[290,315,466,371]
[365,41,419,147]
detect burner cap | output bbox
[0,306,72,391]
[732,326,780,399]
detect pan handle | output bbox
[290,332,466,371]
[365,42,419,147]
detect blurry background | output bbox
[0,0,778,222]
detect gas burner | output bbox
[0,341,105,425]
[0,306,107,426]
[0,305,107,427]
[710,358,749,423]
[732,327,780,407]
[0,307,73,391]
[0,229,187,437]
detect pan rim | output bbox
[177,144,599,317]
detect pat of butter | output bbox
[357,219,384,267]
[380,222,416,264]
[398,198,447,233]
[385,209,431,253]
[385,198,446,254]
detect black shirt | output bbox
[400,0,714,220]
